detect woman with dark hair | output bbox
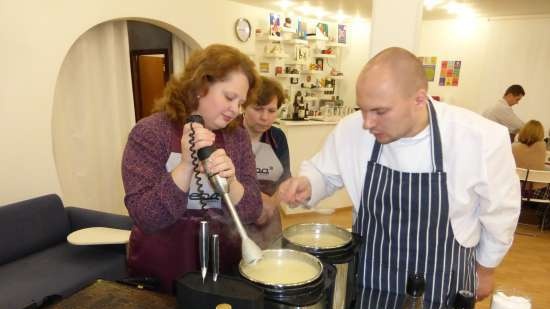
[239,76,290,248]
[512,119,549,198]
[121,44,262,292]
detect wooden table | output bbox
[46,280,175,309]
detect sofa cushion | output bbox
[0,194,70,265]
[0,242,128,309]
[66,207,133,232]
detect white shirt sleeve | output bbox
[300,128,345,207]
[475,126,521,267]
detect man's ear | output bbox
[414,88,428,107]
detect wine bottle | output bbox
[298,98,305,120]
[452,290,475,309]
[402,273,425,309]
[292,92,300,120]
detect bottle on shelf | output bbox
[452,290,475,309]
[292,93,300,120]
[335,96,344,107]
[402,273,425,309]
[298,95,306,120]
[292,91,302,120]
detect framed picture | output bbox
[315,58,324,71]
[269,13,281,37]
[295,46,309,64]
[259,62,270,73]
[338,24,347,44]
[418,56,437,82]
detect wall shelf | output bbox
[326,42,347,48]
[309,87,334,91]
[282,39,308,45]
[263,53,289,59]
[256,35,282,42]
[313,54,336,59]
[281,27,296,33]
[276,73,300,78]
[306,35,328,41]
[301,70,325,75]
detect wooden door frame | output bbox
[130,49,171,121]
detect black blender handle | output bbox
[185,114,204,125]
[185,114,216,160]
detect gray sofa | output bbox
[0,194,133,309]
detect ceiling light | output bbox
[332,10,349,23]
[424,0,445,11]
[315,8,327,19]
[277,0,294,10]
[353,15,367,24]
[296,4,311,15]
[445,1,476,17]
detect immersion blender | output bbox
[197,146,263,264]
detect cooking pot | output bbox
[239,249,335,309]
[282,224,361,309]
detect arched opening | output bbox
[52,19,199,214]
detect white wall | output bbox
[0,0,369,207]
[419,16,550,131]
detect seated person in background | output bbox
[121,44,262,292]
[239,76,290,248]
[512,120,549,199]
[482,84,526,142]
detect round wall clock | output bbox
[235,18,251,42]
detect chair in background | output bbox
[516,168,536,236]
[516,168,550,232]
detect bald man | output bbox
[278,47,520,306]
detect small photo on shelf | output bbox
[295,46,309,64]
[315,58,324,71]
[259,62,270,74]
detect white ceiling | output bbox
[231,0,550,20]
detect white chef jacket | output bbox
[482,99,524,133]
[301,100,521,268]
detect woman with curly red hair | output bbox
[122,44,262,292]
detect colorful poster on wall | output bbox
[270,13,281,37]
[338,24,347,44]
[438,60,461,86]
[316,22,329,39]
[418,56,437,82]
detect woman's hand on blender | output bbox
[181,122,216,168]
[204,149,236,182]
[171,122,215,191]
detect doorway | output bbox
[130,49,170,121]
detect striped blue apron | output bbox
[353,101,476,307]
